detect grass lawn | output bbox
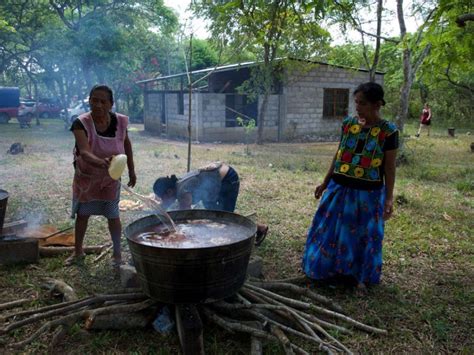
[0,119,472,354]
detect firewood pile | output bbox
[0,277,386,354]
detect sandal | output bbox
[64,253,86,266]
[255,225,268,246]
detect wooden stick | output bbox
[43,226,73,240]
[93,244,113,263]
[242,287,352,335]
[241,307,336,354]
[212,300,341,353]
[201,306,308,354]
[8,311,85,348]
[85,311,153,330]
[0,293,146,335]
[84,299,156,328]
[270,325,295,355]
[0,298,32,312]
[295,310,353,335]
[245,284,387,335]
[247,280,344,313]
[0,297,87,322]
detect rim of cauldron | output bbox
[124,209,257,251]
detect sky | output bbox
[163,0,421,44]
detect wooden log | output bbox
[0,292,146,336]
[243,321,263,355]
[175,304,204,355]
[85,311,154,330]
[270,325,295,355]
[39,245,104,257]
[84,299,156,328]
[0,298,32,312]
[42,278,78,302]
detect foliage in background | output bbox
[416,0,474,125]
[193,0,332,143]
[237,116,256,156]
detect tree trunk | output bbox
[396,49,412,132]
[257,93,269,145]
[369,0,383,82]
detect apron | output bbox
[72,113,127,202]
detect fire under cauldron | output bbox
[125,210,257,304]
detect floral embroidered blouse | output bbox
[331,117,399,190]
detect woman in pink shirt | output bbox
[67,85,136,267]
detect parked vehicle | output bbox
[18,99,36,117]
[36,98,62,118]
[0,87,20,123]
[63,100,90,129]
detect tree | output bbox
[193,0,330,144]
[329,0,387,82]
[416,0,474,125]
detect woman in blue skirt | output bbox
[302,82,399,291]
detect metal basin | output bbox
[125,210,256,304]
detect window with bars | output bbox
[177,91,184,115]
[323,88,349,119]
[225,94,258,127]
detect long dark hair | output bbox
[89,84,114,105]
[354,82,386,106]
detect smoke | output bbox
[24,213,43,233]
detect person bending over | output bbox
[153,162,268,245]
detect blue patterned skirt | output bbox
[302,180,385,285]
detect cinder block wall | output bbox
[196,93,280,143]
[282,64,384,140]
[144,65,384,143]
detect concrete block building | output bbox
[138,58,384,143]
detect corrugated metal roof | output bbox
[136,57,384,84]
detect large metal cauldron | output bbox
[125,210,256,304]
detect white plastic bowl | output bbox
[108,154,127,180]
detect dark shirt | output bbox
[70,113,118,155]
[177,169,222,207]
[70,112,118,137]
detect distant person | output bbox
[302,82,399,293]
[66,84,136,267]
[415,103,432,137]
[153,162,269,245]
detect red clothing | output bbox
[420,109,431,124]
[72,113,128,202]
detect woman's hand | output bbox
[128,170,137,187]
[100,157,111,169]
[383,198,394,220]
[314,181,328,199]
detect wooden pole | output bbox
[187,34,193,172]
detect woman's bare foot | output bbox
[64,253,86,266]
[111,254,122,269]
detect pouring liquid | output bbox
[121,183,177,232]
